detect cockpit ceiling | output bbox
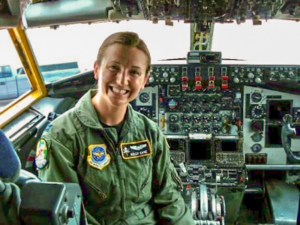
[0,0,300,29]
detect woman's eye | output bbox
[131,70,141,76]
[109,65,119,71]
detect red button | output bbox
[195,76,202,81]
[209,76,215,81]
[222,75,229,80]
[182,84,188,91]
[195,84,202,91]
[221,83,228,90]
[182,76,189,82]
[159,96,164,103]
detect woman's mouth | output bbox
[110,86,129,95]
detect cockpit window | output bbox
[26,20,191,74]
[0,30,32,111]
[212,20,300,64]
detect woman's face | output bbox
[93,44,149,109]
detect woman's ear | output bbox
[93,61,99,80]
[141,73,150,90]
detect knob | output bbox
[181,115,191,123]
[192,115,200,123]
[170,77,176,83]
[257,68,261,73]
[149,77,155,83]
[247,72,254,79]
[233,77,239,83]
[183,125,190,133]
[202,125,210,133]
[289,71,294,78]
[192,126,201,133]
[255,77,262,83]
[163,72,168,78]
[169,124,179,132]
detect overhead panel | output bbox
[23,0,114,28]
[0,0,19,28]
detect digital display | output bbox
[190,140,211,160]
[268,100,292,122]
[221,140,238,151]
[266,125,282,147]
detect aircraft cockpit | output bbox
[0,0,300,224]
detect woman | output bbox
[36,32,195,225]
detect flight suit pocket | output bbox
[138,158,153,201]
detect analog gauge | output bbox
[212,125,221,134]
[182,125,191,134]
[211,105,220,113]
[201,95,210,103]
[251,105,265,119]
[169,124,179,133]
[191,104,201,113]
[251,132,263,142]
[213,115,221,122]
[192,126,201,133]
[251,144,262,153]
[202,125,211,133]
[201,105,210,113]
[181,96,190,103]
[251,92,262,103]
[169,114,179,122]
[139,92,150,103]
[191,95,199,102]
[166,99,179,110]
[201,115,211,123]
[181,115,191,123]
[192,115,200,123]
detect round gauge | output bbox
[181,96,190,103]
[192,126,201,133]
[211,105,220,113]
[251,144,262,153]
[251,132,263,142]
[212,125,221,134]
[169,124,179,133]
[213,115,221,122]
[192,115,200,123]
[251,105,265,119]
[169,114,179,122]
[181,115,191,123]
[191,104,201,113]
[251,92,262,103]
[139,92,150,103]
[202,125,211,133]
[182,125,190,134]
[201,115,211,123]
[166,99,179,110]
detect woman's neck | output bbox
[92,95,127,126]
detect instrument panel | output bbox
[132,63,300,170]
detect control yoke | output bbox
[281,114,299,161]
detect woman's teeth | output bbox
[111,87,128,94]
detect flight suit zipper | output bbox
[100,130,127,216]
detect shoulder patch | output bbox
[87,144,111,170]
[120,140,152,160]
[35,138,49,169]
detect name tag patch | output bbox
[87,144,111,170]
[121,140,152,159]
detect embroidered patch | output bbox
[35,139,49,169]
[87,144,111,170]
[121,140,152,159]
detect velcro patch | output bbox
[87,144,111,170]
[35,138,49,169]
[120,140,152,159]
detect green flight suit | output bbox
[38,90,195,225]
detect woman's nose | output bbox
[116,70,128,85]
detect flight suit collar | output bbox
[74,89,135,132]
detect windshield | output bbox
[26,21,191,78]
[0,30,32,110]
[212,19,300,64]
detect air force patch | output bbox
[87,144,110,170]
[35,138,49,169]
[121,140,152,159]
